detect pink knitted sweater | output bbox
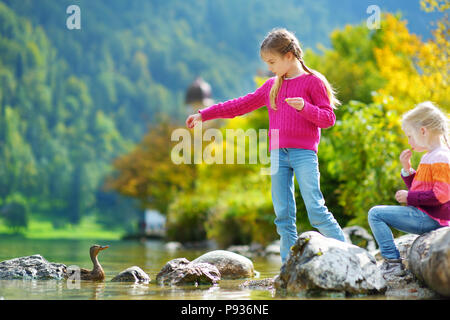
[198,74,335,152]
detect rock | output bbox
[156,258,221,286]
[191,250,255,279]
[383,269,441,299]
[227,242,272,258]
[0,254,67,280]
[239,278,275,290]
[371,233,419,269]
[226,245,252,257]
[156,258,190,284]
[408,227,450,297]
[274,231,386,295]
[343,225,376,251]
[264,240,280,256]
[111,266,150,284]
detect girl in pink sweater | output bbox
[186,28,346,263]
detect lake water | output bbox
[0,238,387,300]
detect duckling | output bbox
[68,245,109,281]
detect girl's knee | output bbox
[368,206,384,222]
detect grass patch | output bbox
[0,215,125,240]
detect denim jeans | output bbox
[270,148,346,263]
[368,205,442,259]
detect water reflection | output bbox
[91,282,105,300]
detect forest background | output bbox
[0,0,448,244]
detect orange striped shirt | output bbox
[403,147,450,226]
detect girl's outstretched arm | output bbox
[198,78,273,121]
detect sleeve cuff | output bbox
[198,108,210,121]
[401,168,415,177]
[296,99,311,114]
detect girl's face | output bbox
[261,51,294,78]
[404,126,428,152]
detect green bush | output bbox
[165,191,215,243]
[205,174,278,248]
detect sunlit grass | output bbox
[0,215,124,240]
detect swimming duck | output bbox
[69,245,109,281]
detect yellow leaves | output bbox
[420,0,450,12]
[254,76,268,88]
[380,15,421,54]
[227,115,248,130]
[373,13,449,113]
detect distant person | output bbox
[186,28,346,263]
[368,102,450,278]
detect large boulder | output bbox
[156,258,221,286]
[274,231,386,295]
[191,250,255,279]
[111,266,150,284]
[0,254,67,280]
[408,227,450,297]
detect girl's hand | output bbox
[186,113,202,129]
[285,97,305,111]
[400,149,412,171]
[395,190,408,204]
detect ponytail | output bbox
[299,59,313,74]
[269,76,284,111]
[299,59,341,109]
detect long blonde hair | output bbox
[260,28,340,110]
[402,101,450,149]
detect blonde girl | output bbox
[186,28,346,263]
[368,101,449,278]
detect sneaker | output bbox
[380,258,407,278]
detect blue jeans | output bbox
[270,148,346,263]
[368,205,442,259]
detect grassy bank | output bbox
[0,215,125,240]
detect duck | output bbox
[68,244,109,281]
